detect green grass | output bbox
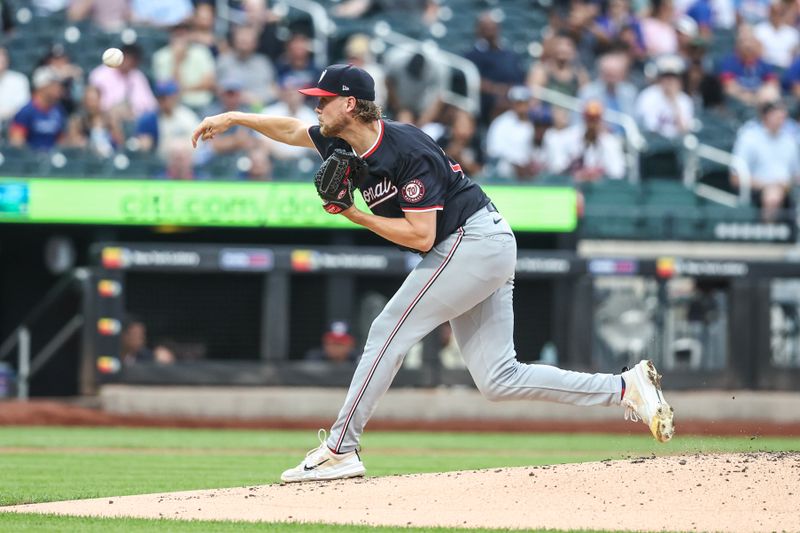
[1,426,798,532]
[0,514,613,532]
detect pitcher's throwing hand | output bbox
[191,114,232,147]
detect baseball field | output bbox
[1,426,799,532]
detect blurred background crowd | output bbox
[1,0,800,219]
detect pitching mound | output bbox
[5,452,799,531]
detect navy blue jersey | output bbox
[307,119,490,250]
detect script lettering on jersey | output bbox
[361,177,398,208]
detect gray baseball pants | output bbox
[327,205,623,453]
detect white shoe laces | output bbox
[623,399,640,422]
[304,428,329,459]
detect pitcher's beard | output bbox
[320,121,344,137]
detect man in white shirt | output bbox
[753,1,799,69]
[152,23,216,110]
[544,101,626,181]
[577,51,638,135]
[486,85,536,179]
[635,54,694,139]
[135,81,199,160]
[0,47,30,125]
[216,25,277,107]
[732,100,800,222]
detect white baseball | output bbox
[102,48,124,68]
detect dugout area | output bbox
[3,234,800,397]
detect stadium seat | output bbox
[639,134,682,181]
[582,204,643,239]
[0,146,47,177]
[204,154,244,181]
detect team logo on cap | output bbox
[318,69,327,83]
[401,179,425,203]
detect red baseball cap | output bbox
[299,64,376,101]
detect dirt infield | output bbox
[4,452,799,531]
[3,399,800,436]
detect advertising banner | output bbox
[0,178,577,232]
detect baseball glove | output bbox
[314,149,367,214]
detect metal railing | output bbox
[0,268,90,399]
[530,86,753,204]
[683,134,752,206]
[373,22,481,116]
[529,84,645,183]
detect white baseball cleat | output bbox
[280,429,366,483]
[621,360,675,443]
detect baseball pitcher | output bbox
[191,64,675,483]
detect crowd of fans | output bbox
[2,0,800,217]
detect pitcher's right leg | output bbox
[451,279,623,407]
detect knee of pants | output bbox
[474,361,519,402]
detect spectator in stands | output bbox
[732,100,800,222]
[544,100,626,181]
[593,0,646,60]
[753,0,799,69]
[67,0,130,32]
[0,47,30,126]
[635,54,694,138]
[384,48,445,124]
[640,0,679,56]
[64,85,122,157]
[333,0,439,25]
[464,11,525,124]
[275,33,321,93]
[549,0,601,67]
[130,0,193,27]
[0,0,15,37]
[684,0,736,30]
[674,14,709,51]
[120,316,175,366]
[404,323,465,370]
[578,50,638,135]
[240,146,273,181]
[486,86,537,180]
[527,32,589,98]
[718,25,779,106]
[437,107,483,178]
[680,34,723,109]
[736,0,772,25]
[190,2,221,56]
[261,76,317,161]
[153,22,216,111]
[216,24,277,108]
[343,34,387,107]
[782,54,800,100]
[305,321,358,364]
[528,107,554,180]
[135,80,199,160]
[226,0,283,62]
[160,139,200,180]
[38,43,83,116]
[8,67,66,150]
[195,77,255,166]
[89,44,157,120]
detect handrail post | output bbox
[17,327,30,400]
[76,268,97,396]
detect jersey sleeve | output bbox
[307,125,349,159]
[395,151,447,212]
[10,105,32,135]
